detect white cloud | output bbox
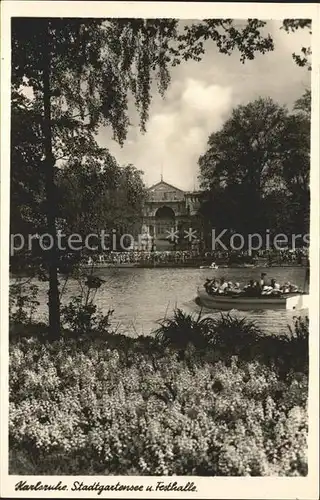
[122,79,232,189]
[182,79,232,114]
[98,20,311,191]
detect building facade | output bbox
[140,179,202,250]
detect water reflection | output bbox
[28,267,308,337]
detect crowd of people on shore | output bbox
[204,273,302,297]
[85,248,308,267]
[204,248,308,265]
[87,250,199,265]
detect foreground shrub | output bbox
[9,336,308,476]
[10,272,114,339]
[154,310,309,375]
[9,281,40,325]
[154,309,216,349]
[61,297,114,338]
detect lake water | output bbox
[24,266,308,337]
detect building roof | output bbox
[148,180,185,193]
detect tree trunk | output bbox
[42,21,61,340]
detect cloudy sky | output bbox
[97,20,311,191]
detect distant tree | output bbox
[264,90,310,236]
[198,98,289,234]
[58,157,146,240]
[199,93,310,238]
[294,89,311,117]
[199,98,289,192]
[279,91,310,235]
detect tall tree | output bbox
[198,94,310,237]
[10,92,48,274]
[12,18,299,338]
[279,90,311,234]
[12,18,184,339]
[11,92,46,235]
[198,98,289,234]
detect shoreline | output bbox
[80,262,308,270]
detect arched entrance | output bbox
[155,206,175,239]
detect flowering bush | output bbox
[9,335,308,476]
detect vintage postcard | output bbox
[1,1,319,499]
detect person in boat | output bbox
[218,277,228,294]
[204,278,213,294]
[224,281,233,295]
[231,281,242,294]
[259,272,270,289]
[212,280,220,294]
[244,279,254,291]
[270,278,281,296]
[261,285,273,295]
[224,281,241,295]
[204,278,217,295]
[261,278,281,296]
[260,273,266,286]
[210,278,220,295]
[243,279,260,296]
[281,281,291,293]
[280,281,300,294]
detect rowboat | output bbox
[196,287,309,311]
[199,262,219,269]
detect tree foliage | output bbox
[11,18,280,146]
[11,18,276,250]
[172,19,274,64]
[198,93,310,236]
[199,98,288,192]
[58,155,146,237]
[282,19,312,70]
[11,17,310,337]
[11,92,46,237]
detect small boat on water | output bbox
[196,287,309,311]
[200,262,219,270]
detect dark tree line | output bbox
[198,91,310,246]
